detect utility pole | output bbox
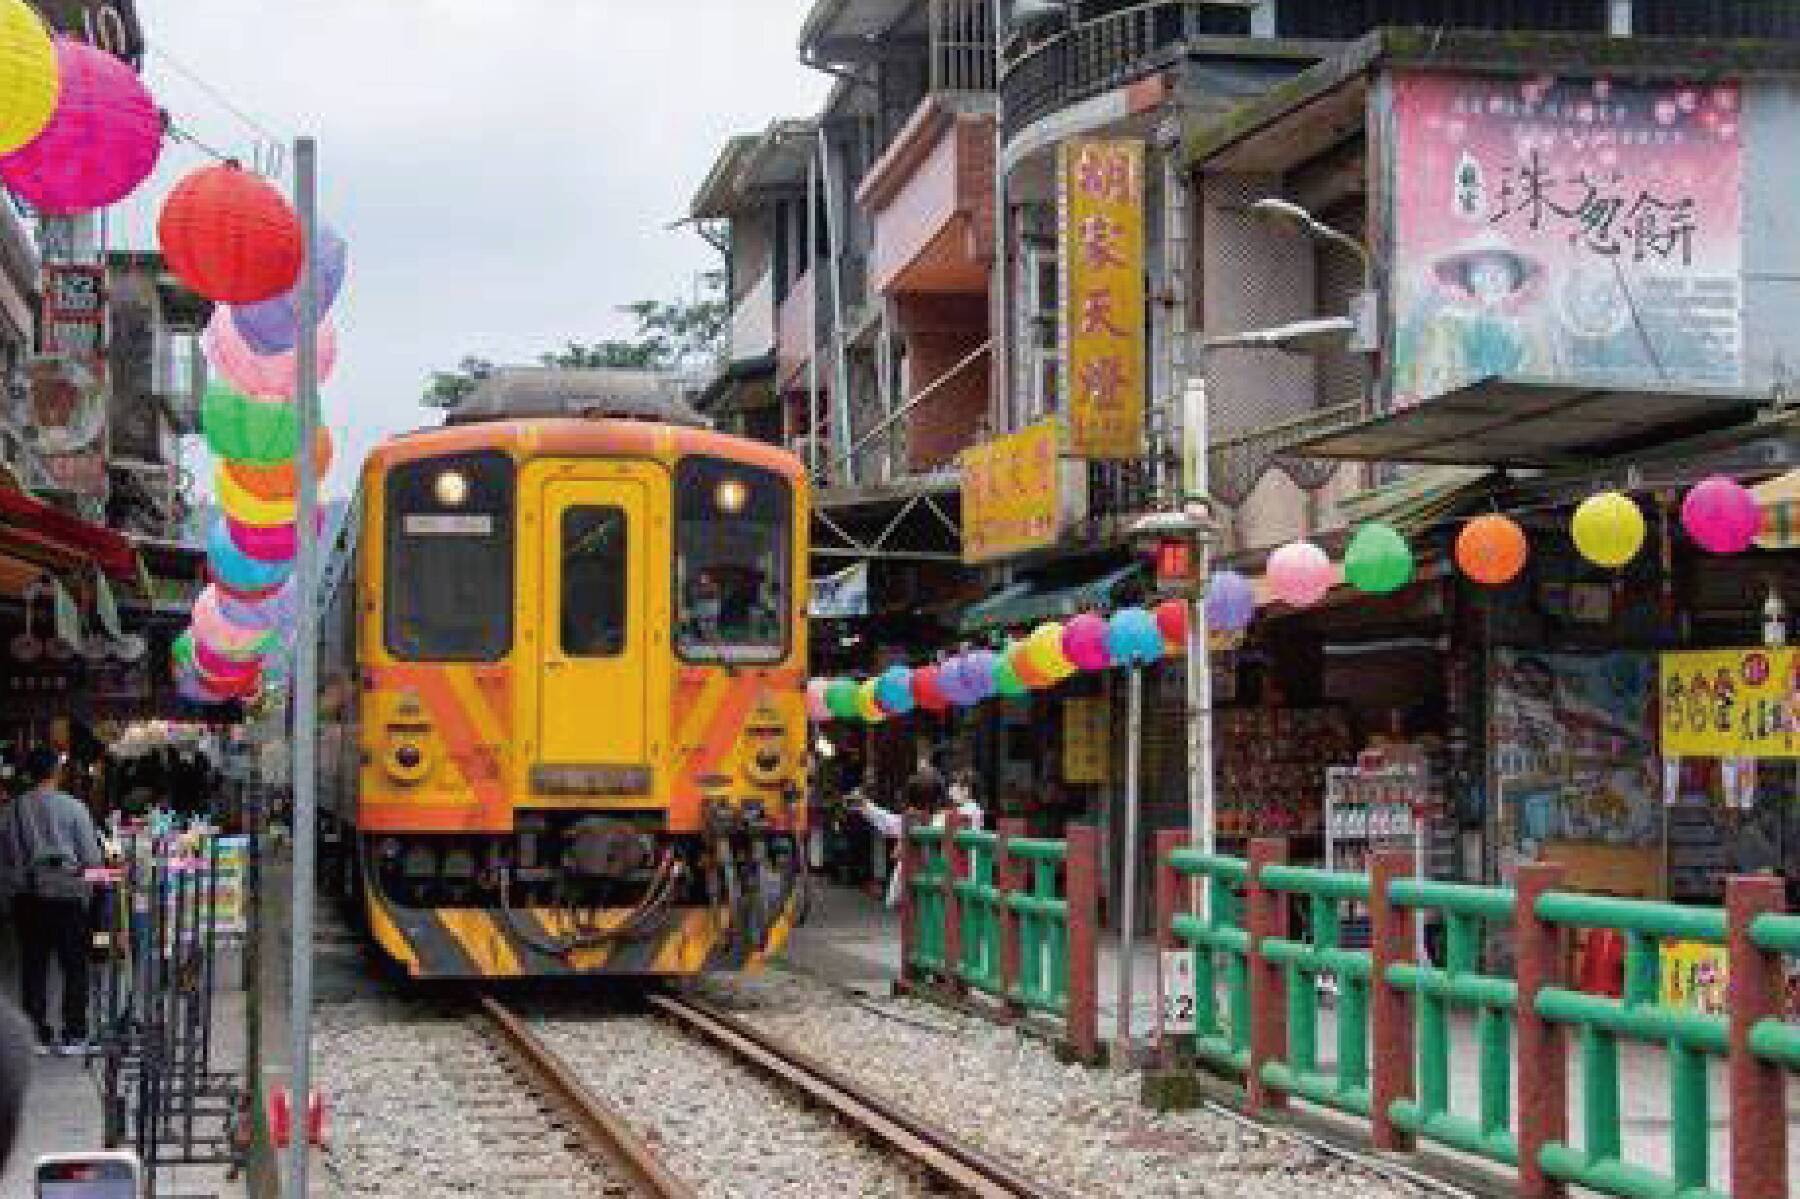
[286,134,322,1199]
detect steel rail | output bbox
[650,993,1071,1199]
[477,996,698,1199]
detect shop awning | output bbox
[1293,376,1764,469]
[959,563,1142,634]
[0,485,139,583]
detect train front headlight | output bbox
[385,735,431,783]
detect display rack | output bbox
[1324,755,1444,961]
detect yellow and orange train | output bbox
[316,406,809,978]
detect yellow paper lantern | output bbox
[0,1,56,156]
[1025,621,1076,681]
[856,678,886,723]
[1572,491,1646,568]
[215,461,297,526]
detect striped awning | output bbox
[1755,470,1800,549]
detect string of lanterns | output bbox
[157,163,348,706]
[811,474,1769,726]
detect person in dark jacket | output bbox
[0,747,103,1054]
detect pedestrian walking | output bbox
[0,747,103,1055]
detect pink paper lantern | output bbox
[192,636,261,682]
[804,678,831,722]
[226,515,298,563]
[192,585,267,656]
[202,305,337,400]
[1061,612,1112,672]
[0,39,161,214]
[1267,540,1336,608]
[1681,475,1761,555]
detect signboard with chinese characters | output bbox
[1062,695,1108,784]
[1660,647,1800,759]
[960,419,1061,563]
[1060,138,1145,458]
[1391,73,1743,408]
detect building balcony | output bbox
[729,268,777,365]
[776,266,818,390]
[859,96,997,296]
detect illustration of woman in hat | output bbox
[1398,233,1556,403]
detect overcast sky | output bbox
[118,0,829,497]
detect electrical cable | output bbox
[147,43,284,146]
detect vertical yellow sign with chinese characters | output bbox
[1063,696,1109,784]
[1061,138,1145,459]
[960,418,1061,564]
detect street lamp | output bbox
[1248,198,1378,354]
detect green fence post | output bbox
[1515,861,1569,1199]
[1368,849,1415,1152]
[942,813,966,996]
[899,813,919,990]
[1247,837,1289,1114]
[1153,829,1186,1064]
[1066,823,1101,1064]
[997,817,1026,1019]
[1727,874,1789,1199]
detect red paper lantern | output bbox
[911,664,949,713]
[157,164,303,303]
[1154,598,1188,650]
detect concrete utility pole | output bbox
[286,134,322,1199]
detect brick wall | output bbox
[897,293,989,471]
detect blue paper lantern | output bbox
[875,664,915,716]
[1206,570,1257,633]
[1107,606,1164,667]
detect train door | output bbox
[538,478,648,774]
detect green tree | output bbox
[422,274,729,404]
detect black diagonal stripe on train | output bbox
[391,905,483,978]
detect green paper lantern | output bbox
[201,383,301,465]
[992,655,1027,698]
[172,631,195,669]
[1343,522,1414,595]
[825,677,861,721]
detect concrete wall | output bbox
[1742,79,1800,395]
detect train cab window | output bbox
[561,506,627,656]
[384,451,514,661]
[674,457,790,664]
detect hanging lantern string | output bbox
[146,42,286,146]
[162,122,242,167]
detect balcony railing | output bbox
[1002,1,1212,139]
[930,0,997,93]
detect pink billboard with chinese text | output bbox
[1390,72,1743,409]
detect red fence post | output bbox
[997,817,1026,1018]
[1727,874,1788,1199]
[1153,829,1186,1064]
[1368,849,1416,1152]
[1515,861,1569,1199]
[898,813,918,990]
[941,812,967,994]
[1246,837,1289,1114]
[1065,822,1100,1064]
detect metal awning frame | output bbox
[812,489,963,563]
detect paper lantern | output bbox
[941,656,979,708]
[1025,622,1075,681]
[217,577,298,631]
[0,39,159,214]
[1343,523,1415,595]
[911,665,948,713]
[825,678,860,721]
[1062,613,1112,672]
[192,585,268,656]
[0,1,57,156]
[226,515,300,564]
[220,434,334,501]
[201,384,302,464]
[804,678,830,722]
[1266,541,1335,608]
[875,665,915,716]
[1681,476,1760,555]
[1572,491,1645,568]
[231,224,349,353]
[856,678,886,723]
[203,305,338,400]
[1206,570,1256,632]
[158,163,303,303]
[192,637,262,682]
[207,517,292,593]
[1153,599,1188,652]
[963,649,999,702]
[992,653,1028,698]
[1005,639,1051,689]
[217,461,297,525]
[175,669,230,706]
[1107,607,1164,667]
[1455,515,1528,587]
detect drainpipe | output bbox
[817,125,855,484]
[806,150,823,482]
[990,0,1009,433]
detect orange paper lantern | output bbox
[157,164,303,303]
[220,430,334,500]
[1456,514,1528,586]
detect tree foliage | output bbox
[422,273,729,406]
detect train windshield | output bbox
[384,451,514,661]
[674,457,789,664]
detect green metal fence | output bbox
[905,825,949,974]
[1006,836,1070,1017]
[952,829,1003,995]
[1167,849,1251,1076]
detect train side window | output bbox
[561,505,626,657]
